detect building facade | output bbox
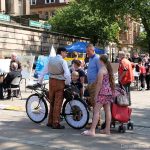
[118,16,141,53]
[0,0,30,16]
[30,0,69,19]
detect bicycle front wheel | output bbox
[63,99,89,129]
[26,94,48,123]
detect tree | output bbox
[49,1,120,46]
[135,32,149,53]
[85,0,150,54]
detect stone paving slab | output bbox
[0,88,150,150]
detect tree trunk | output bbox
[148,38,150,56]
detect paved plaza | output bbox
[0,82,150,150]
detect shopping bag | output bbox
[112,103,132,123]
[115,84,129,106]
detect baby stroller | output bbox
[101,84,133,133]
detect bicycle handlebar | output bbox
[26,83,47,91]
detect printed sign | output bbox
[34,55,49,80]
[18,56,35,79]
[0,59,11,73]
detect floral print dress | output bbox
[97,74,114,104]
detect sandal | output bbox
[81,130,95,136]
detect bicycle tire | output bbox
[63,99,89,129]
[26,94,48,123]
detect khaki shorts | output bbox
[85,82,96,107]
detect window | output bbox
[31,0,36,5]
[45,0,55,4]
[45,12,49,19]
[50,11,55,17]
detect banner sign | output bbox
[29,20,51,30]
[34,55,49,80]
[0,13,10,22]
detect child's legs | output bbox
[90,103,103,132]
[103,103,111,131]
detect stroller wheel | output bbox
[127,122,134,130]
[111,121,116,128]
[118,125,126,133]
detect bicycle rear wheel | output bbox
[26,94,48,123]
[63,99,89,129]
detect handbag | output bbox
[115,85,129,106]
[116,93,129,106]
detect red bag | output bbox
[111,103,132,123]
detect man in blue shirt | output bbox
[86,44,101,127]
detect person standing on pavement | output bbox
[38,47,71,129]
[118,51,134,106]
[85,44,101,127]
[131,52,142,64]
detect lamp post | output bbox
[112,48,114,62]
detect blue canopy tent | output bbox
[65,41,105,54]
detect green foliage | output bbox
[49,1,120,45]
[49,0,150,52]
[85,0,150,51]
[135,32,149,52]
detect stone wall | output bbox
[0,21,89,57]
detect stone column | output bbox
[0,0,6,13]
[22,0,30,15]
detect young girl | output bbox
[81,55,115,136]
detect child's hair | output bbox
[72,71,79,77]
[73,60,82,67]
[100,55,115,91]
[72,51,78,58]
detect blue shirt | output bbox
[87,54,100,84]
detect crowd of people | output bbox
[37,44,145,135]
[116,52,150,90]
[0,47,150,136]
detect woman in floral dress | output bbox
[81,55,115,136]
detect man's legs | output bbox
[52,80,65,128]
[51,79,65,128]
[47,79,55,126]
[123,83,131,105]
[145,75,150,90]
[86,83,101,127]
